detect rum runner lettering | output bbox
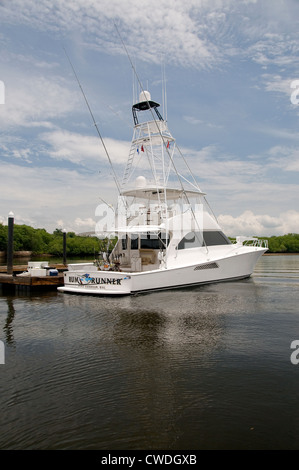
[68,276,122,285]
[96,277,122,285]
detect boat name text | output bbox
[69,276,122,285]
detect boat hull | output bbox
[58,247,266,295]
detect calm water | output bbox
[0,255,299,450]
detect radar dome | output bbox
[135,176,147,189]
[139,90,151,103]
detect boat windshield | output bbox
[178,230,231,249]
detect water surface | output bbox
[0,255,299,450]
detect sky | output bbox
[0,0,299,237]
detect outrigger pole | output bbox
[63,47,122,196]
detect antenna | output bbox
[161,56,167,122]
[63,47,121,195]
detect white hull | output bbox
[58,247,266,295]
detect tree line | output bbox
[0,223,299,255]
[0,224,115,257]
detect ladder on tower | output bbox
[121,143,137,190]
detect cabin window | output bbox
[140,235,160,249]
[140,232,170,249]
[178,230,231,250]
[121,235,128,250]
[130,237,139,250]
[129,232,170,250]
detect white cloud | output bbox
[181,144,263,184]
[262,74,294,96]
[218,210,299,237]
[0,162,117,232]
[74,217,96,228]
[183,115,222,128]
[11,148,33,163]
[0,72,80,129]
[1,0,298,73]
[256,127,299,141]
[1,0,223,68]
[249,35,299,67]
[40,129,130,165]
[267,146,299,172]
[183,116,204,126]
[261,74,299,111]
[280,210,299,235]
[56,219,64,229]
[9,0,293,71]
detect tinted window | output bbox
[204,231,231,246]
[178,232,203,250]
[131,237,139,249]
[140,233,170,249]
[178,231,231,249]
[122,236,127,250]
[141,236,160,249]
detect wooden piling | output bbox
[7,212,14,275]
[63,229,67,266]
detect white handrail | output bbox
[233,237,268,248]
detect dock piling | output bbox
[63,229,67,266]
[7,212,14,275]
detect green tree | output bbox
[2,221,299,255]
[0,223,7,251]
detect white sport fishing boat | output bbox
[58,89,267,295]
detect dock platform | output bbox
[0,265,67,291]
[0,264,67,274]
[0,273,64,290]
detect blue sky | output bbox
[0,0,299,236]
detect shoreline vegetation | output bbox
[0,224,299,257]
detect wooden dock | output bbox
[0,265,67,291]
[0,264,67,274]
[0,273,64,290]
